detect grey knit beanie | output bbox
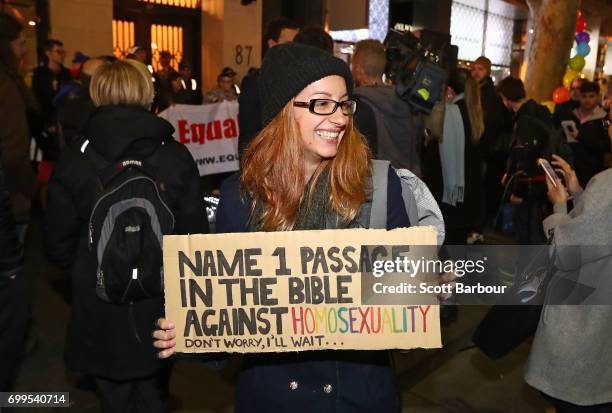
[258,42,353,128]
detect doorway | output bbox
[113,0,201,74]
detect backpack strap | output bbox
[399,177,420,228]
[369,159,390,229]
[369,161,443,245]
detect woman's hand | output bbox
[152,318,176,359]
[545,175,569,206]
[551,154,581,195]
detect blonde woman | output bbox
[46,59,207,412]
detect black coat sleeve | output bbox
[216,173,249,233]
[31,69,56,119]
[354,99,378,156]
[173,146,209,235]
[238,72,262,156]
[0,164,22,277]
[480,82,512,156]
[45,154,81,268]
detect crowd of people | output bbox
[1,9,612,413]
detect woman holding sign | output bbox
[155,43,417,412]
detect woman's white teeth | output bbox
[316,130,339,139]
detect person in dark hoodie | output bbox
[46,59,208,413]
[352,39,422,176]
[554,80,610,187]
[497,76,571,244]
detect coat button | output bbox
[289,381,299,390]
[323,384,333,394]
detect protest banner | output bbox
[163,227,442,353]
[159,102,239,176]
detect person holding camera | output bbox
[351,39,422,176]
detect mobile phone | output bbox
[538,158,558,187]
[561,120,578,142]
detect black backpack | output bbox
[79,138,175,304]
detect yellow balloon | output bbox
[541,100,555,114]
[563,70,579,88]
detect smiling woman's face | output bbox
[293,75,349,166]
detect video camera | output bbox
[384,25,455,113]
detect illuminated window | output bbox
[112,19,135,60]
[484,13,514,67]
[329,0,388,43]
[451,2,485,62]
[138,0,199,9]
[151,24,184,71]
[451,0,517,66]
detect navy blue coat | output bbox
[216,168,410,413]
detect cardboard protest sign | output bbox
[163,227,442,353]
[158,102,239,176]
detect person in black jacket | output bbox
[438,69,485,244]
[471,56,512,228]
[0,12,36,234]
[0,18,31,360]
[0,159,29,391]
[554,80,610,187]
[154,43,415,412]
[31,39,71,161]
[498,76,572,244]
[46,59,208,413]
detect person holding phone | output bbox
[525,153,612,412]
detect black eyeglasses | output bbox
[293,98,357,116]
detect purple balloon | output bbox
[576,31,590,44]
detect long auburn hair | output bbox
[241,101,371,231]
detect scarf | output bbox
[439,94,465,206]
[249,167,334,231]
